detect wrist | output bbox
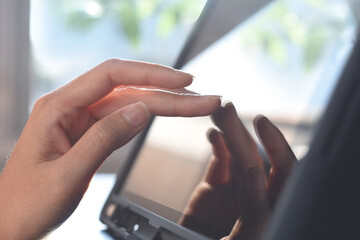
[0,172,31,240]
[0,176,16,239]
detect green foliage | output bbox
[54,0,353,71]
[115,0,140,46]
[238,0,353,73]
[137,0,161,19]
[157,6,179,37]
[65,11,99,31]
[157,0,204,37]
[54,0,205,47]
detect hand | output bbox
[0,59,221,240]
[180,102,297,240]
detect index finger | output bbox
[211,102,263,175]
[58,59,194,108]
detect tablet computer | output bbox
[100,1,359,239]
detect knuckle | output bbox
[92,121,116,145]
[101,58,123,87]
[32,93,52,112]
[91,117,125,146]
[102,58,121,68]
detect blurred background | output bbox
[0,0,358,172]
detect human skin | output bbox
[180,102,297,240]
[0,59,221,240]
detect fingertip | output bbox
[203,95,223,103]
[224,101,235,109]
[253,114,266,127]
[253,114,267,139]
[254,114,297,171]
[174,69,194,79]
[206,128,222,144]
[253,115,277,143]
[143,63,194,89]
[211,101,236,128]
[223,102,238,121]
[174,69,194,87]
[206,128,217,142]
[197,95,222,115]
[173,94,222,117]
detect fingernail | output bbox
[120,102,150,128]
[174,69,195,79]
[203,95,223,101]
[174,69,195,85]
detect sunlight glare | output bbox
[85,1,103,18]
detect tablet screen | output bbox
[121,116,212,223]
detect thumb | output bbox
[64,102,150,175]
[203,129,231,185]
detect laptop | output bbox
[100,1,360,239]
